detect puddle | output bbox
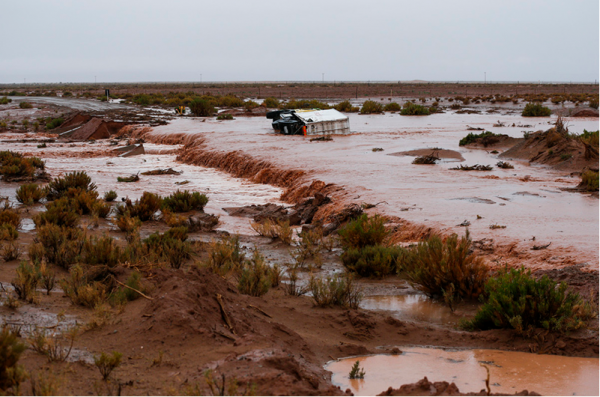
[19,218,35,232]
[326,347,599,396]
[360,295,466,326]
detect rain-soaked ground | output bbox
[326,347,600,396]
[149,112,599,269]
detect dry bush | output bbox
[60,265,107,308]
[11,261,40,303]
[309,274,363,309]
[116,192,162,221]
[237,250,271,297]
[45,171,96,201]
[403,232,488,307]
[15,183,46,205]
[81,235,121,267]
[94,351,122,381]
[0,326,27,395]
[202,236,245,276]
[1,242,21,262]
[0,202,21,230]
[0,224,18,241]
[251,219,293,244]
[341,245,404,278]
[36,224,85,269]
[28,326,78,363]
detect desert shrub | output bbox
[244,100,259,111]
[309,274,363,309]
[116,192,162,221]
[0,224,18,241]
[384,102,401,112]
[161,190,208,212]
[132,94,151,106]
[360,100,383,114]
[589,98,599,109]
[283,98,330,110]
[251,219,293,244]
[143,228,191,269]
[465,268,595,334]
[103,190,117,202]
[496,161,514,169]
[94,351,122,381]
[400,102,430,116]
[1,242,21,262]
[36,224,85,269]
[115,213,141,235]
[341,245,404,278]
[16,183,45,205]
[46,171,96,201]
[575,129,599,155]
[45,117,64,130]
[33,197,80,228]
[189,98,215,117]
[81,235,121,267]
[0,151,45,181]
[458,131,497,146]
[11,261,40,302]
[522,103,551,117]
[39,262,56,295]
[60,265,107,308]
[0,326,27,394]
[19,102,33,109]
[403,232,488,306]
[117,174,139,183]
[580,170,599,191]
[263,97,280,108]
[338,214,388,250]
[0,96,11,104]
[202,236,245,276]
[27,326,77,363]
[214,95,245,108]
[237,250,271,297]
[109,271,145,305]
[0,203,21,229]
[334,100,358,112]
[216,113,234,120]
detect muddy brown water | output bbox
[326,347,600,396]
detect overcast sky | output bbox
[1,0,598,83]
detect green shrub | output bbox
[216,113,234,120]
[465,267,595,334]
[589,99,599,109]
[143,227,191,269]
[522,103,552,117]
[360,100,383,114]
[116,192,162,221]
[81,235,121,267]
[0,151,45,181]
[94,351,122,381]
[338,214,388,250]
[0,326,27,394]
[244,100,259,111]
[334,100,359,112]
[459,131,497,146]
[384,102,401,112]
[237,250,271,297]
[46,171,96,201]
[103,190,117,202]
[349,361,365,379]
[34,197,80,228]
[0,96,12,105]
[0,224,18,241]
[45,118,64,130]
[309,274,363,309]
[402,232,488,306]
[15,184,45,205]
[36,224,84,269]
[132,94,151,106]
[400,102,430,116]
[19,102,33,109]
[11,261,41,303]
[189,98,215,117]
[581,170,599,191]
[341,245,404,278]
[263,97,280,108]
[162,190,208,212]
[202,236,245,276]
[109,271,144,305]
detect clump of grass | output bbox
[162,190,208,212]
[0,326,27,395]
[202,236,245,276]
[360,100,383,114]
[237,250,271,297]
[216,113,234,120]
[341,245,404,278]
[338,214,388,250]
[116,192,162,221]
[94,351,122,381]
[580,170,599,191]
[36,224,84,269]
[15,183,45,205]
[463,267,595,334]
[522,103,551,117]
[496,161,514,169]
[309,274,363,309]
[103,190,117,202]
[349,360,365,379]
[402,232,488,306]
[251,219,293,244]
[400,102,430,116]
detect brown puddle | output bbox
[326,347,599,396]
[360,295,467,326]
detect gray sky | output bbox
[1,0,598,83]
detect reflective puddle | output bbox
[326,347,599,396]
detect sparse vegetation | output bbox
[0,97,12,105]
[412,153,439,164]
[94,351,122,381]
[383,102,401,112]
[60,265,107,308]
[104,190,117,202]
[117,174,140,183]
[464,267,595,334]
[36,224,84,268]
[459,131,498,146]
[19,102,33,109]
[449,164,493,171]
[580,170,599,191]
[0,151,46,181]
[189,98,216,117]
[250,219,293,244]
[15,183,46,205]
[400,102,430,116]
[360,100,383,114]
[338,214,388,250]
[0,326,27,395]
[202,236,245,276]
[341,245,404,278]
[263,97,280,108]
[162,190,208,212]
[334,100,359,112]
[237,250,271,297]
[45,117,64,130]
[309,274,363,309]
[28,326,78,363]
[349,360,366,379]
[116,192,162,221]
[11,261,40,302]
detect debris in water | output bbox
[140,168,182,176]
[449,164,493,171]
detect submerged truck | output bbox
[266,108,350,136]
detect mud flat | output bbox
[147,113,599,270]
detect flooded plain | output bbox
[326,347,600,396]
[150,113,599,269]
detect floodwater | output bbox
[326,347,600,396]
[360,294,469,326]
[150,113,599,269]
